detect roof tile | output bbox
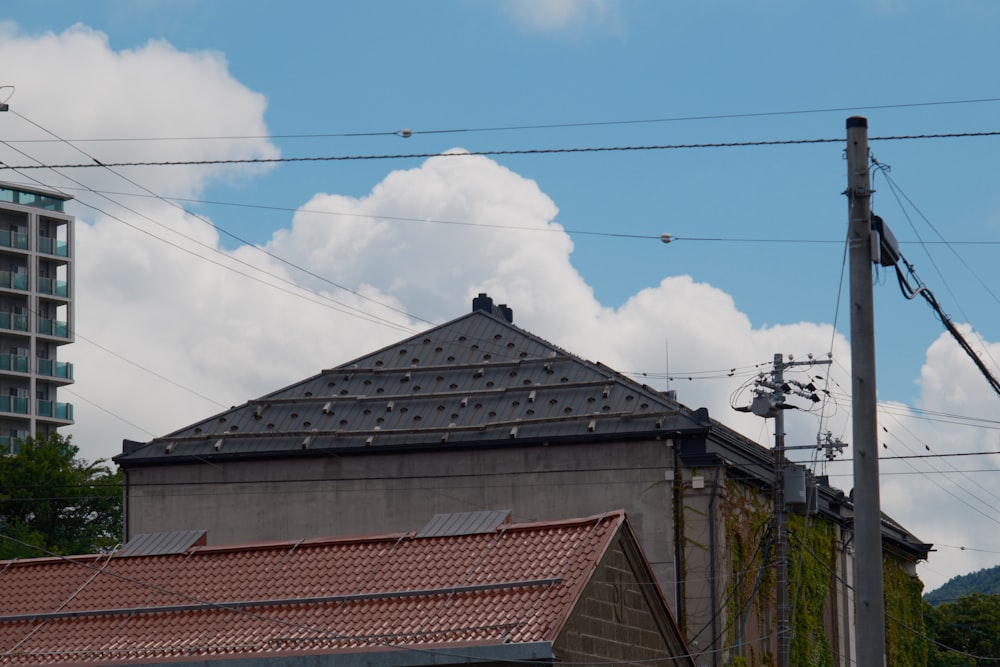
[0,512,626,665]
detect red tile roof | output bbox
[0,512,627,666]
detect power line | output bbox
[9,110,434,329]
[4,130,1000,171]
[0,145,421,337]
[6,96,1000,144]
[8,179,1000,246]
[60,387,160,439]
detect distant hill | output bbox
[925,564,1000,606]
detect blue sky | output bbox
[3,0,1000,590]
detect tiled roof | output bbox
[117,305,706,465]
[0,511,626,666]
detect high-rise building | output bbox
[0,180,73,452]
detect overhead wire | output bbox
[877,419,1000,521]
[0,155,187,434]
[1,130,1000,172]
[812,193,854,468]
[6,95,1000,144]
[880,412,1000,506]
[0,153,420,437]
[880,168,1000,307]
[8,109,430,331]
[0,114,428,440]
[876,165,1000,384]
[7,180,1000,247]
[890,253,1000,397]
[0,156,419,339]
[59,388,159,439]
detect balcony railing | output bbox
[37,317,70,338]
[37,358,73,380]
[37,400,73,420]
[0,353,29,373]
[0,271,29,291]
[0,229,29,251]
[38,237,69,257]
[0,313,30,333]
[0,395,30,414]
[38,276,69,297]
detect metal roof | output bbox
[117,307,703,465]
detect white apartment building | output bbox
[0,181,73,451]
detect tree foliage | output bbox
[0,433,122,559]
[925,594,1000,666]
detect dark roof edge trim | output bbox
[112,641,555,667]
[117,429,705,468]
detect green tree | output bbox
[925,594,1000,666]
[0,433,122,559]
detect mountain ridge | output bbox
[925,563,1000,606]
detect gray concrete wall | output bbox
[125,438,678,601]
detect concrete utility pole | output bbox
[772,354,791,667]
[845,116,886,667]
[743,353,832,667]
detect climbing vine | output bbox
[721,483,773,667]
[716,476,925,667]
[787,515,836,667]
[884,554,927,667]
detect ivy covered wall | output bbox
[884,553,928,667]
[787,515,837,667]
[719,470,927,667]
[723,482,773,666]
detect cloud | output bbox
[898,328,1000,590]
[500,0,623,35]
[0,22,277,198]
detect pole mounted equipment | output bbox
[733,352,832,667]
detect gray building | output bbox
[0,181,74,451]
[116,294,930,667]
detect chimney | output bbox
[472,293,494,314]
[497,303,513,323]
[471,293,514,323]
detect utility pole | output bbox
[772,354,791,667]
[846,116,886,667]
[739,353,832,667]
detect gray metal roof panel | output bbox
[117,311,700,464]
[415,510,513,538]
[116,530,207,557]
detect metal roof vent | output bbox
[416,510,512,538]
